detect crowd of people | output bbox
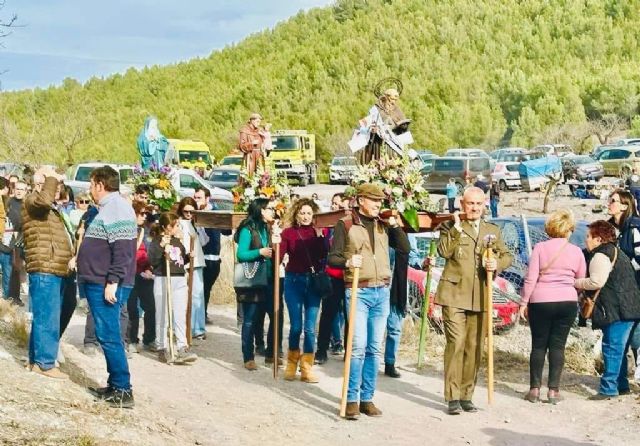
[3,164,640,418]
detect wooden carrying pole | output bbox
[273,242,281,379]
[340,265,360,418]
[417,238,438,368]
[485,245,495,405]
[186,234,196,346]
[165,254,176,363]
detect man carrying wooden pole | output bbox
[433,187,512,415]
[328,184,409,420]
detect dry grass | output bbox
[0,298,30,348]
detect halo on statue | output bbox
[373,77,403,98]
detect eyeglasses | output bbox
[15,188,27,192]
[608,198,620,204]
[78,200,91,204]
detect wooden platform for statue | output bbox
[193,209,459,231]
[193,209,350,230]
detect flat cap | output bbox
[356,183,386,200]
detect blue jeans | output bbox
[191,268,206,336]
[345,286,390,403]
[384,305,404,366]
[28,273,63,370]
[83,282,132,391]
[600,320,634,396]
[490,199,499,218]
[0,251,12,298]
[284,272,321,353]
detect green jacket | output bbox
[435,219,512,312]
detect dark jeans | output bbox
[59,274,77,338]
[240,283,283,362]
[528,301,577,389]
[0,251,12,298]
[203,259,221,315]
[317,277,346,354]
[82,283,132,391]
[8,252,23,300]
[447,197,456,213]
[600,320,634,395]
[127,275,156,345]
[84,298,129,347]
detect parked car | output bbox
[206,167,240,191]
[0,163,24,178]
[561,155,604,181]
[329,156,358,184]
[533,144,573,157]
[444,148,489,159]
[424,156,491,193]
[492,151,545,191]
[595,146,640,178]
[406,216,589,332]
[170,168,233,209]
[65,163,135,196]
[489,147,526,162]
[220,154,243,169]
[613,138,640,146]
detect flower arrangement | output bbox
[345,153,437,230]
[130,165,178,211]
[232,167,291,215]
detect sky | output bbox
[0,0,333,91]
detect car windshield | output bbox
[119,169,133,183]
[222,156,243,165]
[75,167,94,182]
[569,156,595,165]
[210,170,239,181]
[271,136,299,151]
[332,158,357,166]
[179,151,211,163]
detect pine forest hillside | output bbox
[1,0,640,166]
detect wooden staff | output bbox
[273,242,280,379]
[186,234,196,346]
[417,238,438,368]
[340,258,360,418]
[484,239,495,405]
[165,253,176,363]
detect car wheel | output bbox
[499,180,507,191]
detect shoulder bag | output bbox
[296,229,332,299]
[579,248,618,319]
[234,228,268,289]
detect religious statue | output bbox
[137,116,169,170]
[348,78,414,164]
[238,113,272,176]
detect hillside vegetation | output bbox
[1,0,640,166]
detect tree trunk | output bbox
[542,176,560,214]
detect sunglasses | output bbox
[78,200,91,204]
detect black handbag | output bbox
[233,260,268,289]
[296,229,332,298]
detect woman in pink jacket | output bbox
[520,210,586,404]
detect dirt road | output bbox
[60,305,639,446]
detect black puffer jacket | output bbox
[591,243,640,330]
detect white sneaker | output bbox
[57,346,65,364]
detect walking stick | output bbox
[340,256,361,418]
[483,235,496,405]
[417,238,438,368]
[273,242,280,379]
[165,253,176,363]
[186,234,196,346]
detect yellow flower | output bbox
[157,179,170,190]
[260,186,275,197]
[148,179,159,186]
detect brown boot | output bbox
[344,402,360,420]
[359,401,382,417]
[300,353,319,383]
[284,349,300,381]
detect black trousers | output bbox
[59,274,77,338]
[253,278,284,355]
[126,275,156,345]
[203,259,221,315]
[528,301,577,389]
[317,277,346,354]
